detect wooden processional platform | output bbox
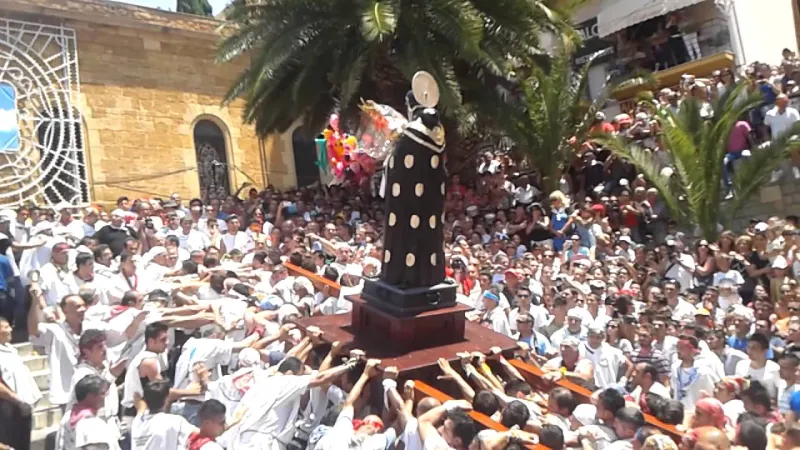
[295,294,518,379]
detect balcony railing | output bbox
[614,51,736,113]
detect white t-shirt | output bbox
[66,362,120,437]
[225,374,312,450]
[0,342,42,405]
[173,338,234,402]
[56,414,121,450]
[123,350,168,409]
[670,363,718,412]
[580,343,626,389]
[482,307,511,337]
[221,231,254,253]
[39,262,76,308]
[664,253,696,293]
[765,106,800,140]
[206,367,266,423]
[131,411,196,450]
[735,359,781,399]
[168,229,211,253]
[400,418,423,450]
[713,270,745,287]
[30,322,80,406]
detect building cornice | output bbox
[2,0,225,40]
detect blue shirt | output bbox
[0,255,12,291]
[727,336,748,352]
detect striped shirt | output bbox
[630,346,671,376]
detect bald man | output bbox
[690,426,730,450]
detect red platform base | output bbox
[295,295,517,379]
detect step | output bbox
[33,368,51,391]
[35,391,54,411]
[33,405,62,430]
[32,425,59,450]
[14,341,36,356]
[24,354,48,372]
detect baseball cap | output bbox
[562,336,581,349]
[694,308,711,317]
[595,111,606,121]
[754,222,769,233]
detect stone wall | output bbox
[731,179,800,230]
[71,20,297,205]
[2,0,300,208]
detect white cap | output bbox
[595,111,606,121]
[754,222,769,233]
[619,235,633,244]
[148,246,167,258]
[635,112,649,121]
[0,209,15,222]
[111,209,126,218]
[54,202,72,211]
[238,348,262,368]
[773,255,789,269]
[619,178,629,186]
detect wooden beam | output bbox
[285,262,341,298]
[413,380,546,450]
[508,359,684,442]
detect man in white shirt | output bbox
[663,279,696,323]
[671,335,719,412]
[550,308,588,349]
[39,242,75,312]
[0,317,41,450]
[765,94,800,180]
[52,204,85,244]
[580,325,630,390]
[220,215,254,254]
[56,375,120,450]
[170,328,259,424]
[131,379,197,450]
[765,94,800,140]
[663,242,696,294]
[29,291,86,408]
[169,217,210,253]
[735,332,781,399]
[224,355,358,450]
[479,290,511,337]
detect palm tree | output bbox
[504,46,649,193]
[217,0,579,141]
[598,82,800,240]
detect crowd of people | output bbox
[0,52,800,450]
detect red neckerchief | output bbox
[106,305,130,320]
[187,432,214,450]
[69,405,96,428]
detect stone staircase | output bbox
[14,342,60,450]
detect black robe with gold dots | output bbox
[380,109,446,289]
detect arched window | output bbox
[193,119,230,201]
[35,109,89,205]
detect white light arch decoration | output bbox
[0,18,89,208]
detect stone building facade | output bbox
[0,0,303,209]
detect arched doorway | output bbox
[292,128,320,187]
[193,119,230,201]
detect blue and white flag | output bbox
[0,82,20,152]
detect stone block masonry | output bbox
[732,179,800,230]
[2,0,301,208]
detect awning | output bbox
[597,0,707,38]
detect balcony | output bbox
[613,51,736,103]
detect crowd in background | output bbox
[1,52,800,450]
